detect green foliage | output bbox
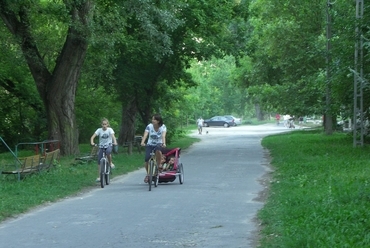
[260,130,370,247]
[104,0,250,143]
[245,0,370,129]
[0,23,46,148]
[0,0,250,151]
[184,56,252,120]
[244,0,361,121]
[247,0,326,114]
[75,84,121,143]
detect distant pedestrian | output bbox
[275,113,280,125]
[197,117,204,134]
[299,116,304,125]
[283,114,291,127]
[288,116,295,128]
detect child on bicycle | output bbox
[90,118,117,182]
[140,113,167,183]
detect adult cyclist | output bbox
[140,113,167,183]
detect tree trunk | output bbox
[324,113,334,135]
[255,103,264,121]
[118,99,138,144]
[47,36,88,155]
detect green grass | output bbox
[0,135,199,222]
[259,129,370,247]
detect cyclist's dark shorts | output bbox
[145,145,165,162]
[98,145,113,163]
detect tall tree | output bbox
[113,0,248,144]
[0,21,44,146]
[244,0,370,136]
[0,0,93,155]
[246,0,334,121]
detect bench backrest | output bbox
[90,146,99,158]
[41,149,60,169]
[19,154,41,171]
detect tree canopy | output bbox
[1,0,370,152]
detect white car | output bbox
[224,115,242,125]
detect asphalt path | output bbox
[0,123,293,248]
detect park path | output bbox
[0,123,290,248]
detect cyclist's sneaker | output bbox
[111,163,115,169]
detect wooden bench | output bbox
[1,154,42,180]
[1,149,60,180]
[123,136,142,154]
[40,149,60,170]
[75,146,98,164]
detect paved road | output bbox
[0,123,291,248]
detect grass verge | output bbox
[259,129,370,247]
[0,135,199,223]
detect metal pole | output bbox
[353,0,364,147]
[325,1,333,135]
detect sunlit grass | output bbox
[259,130,370,247]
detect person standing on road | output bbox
[197,117,204,134]
[140,113,167,183]
[90,118,117,182]
[275,113,280,126]
[298,116,303,128]
[283,114,291,127]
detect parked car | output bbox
[203,116,235,127]
[224,115,242,125]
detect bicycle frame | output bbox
[147,147,160,191]
[99,145,111,188]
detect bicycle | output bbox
[95,144,111,188]
[147,146,160,191]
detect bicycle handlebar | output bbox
[92,143,112,149]
[141,143,165,147]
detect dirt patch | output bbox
[249,148,274,247]
[255,156,274,202]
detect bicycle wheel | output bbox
[100,159,105,188]
[105,164,110,185]
[178,163,184,184]
[148,159,154,191]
